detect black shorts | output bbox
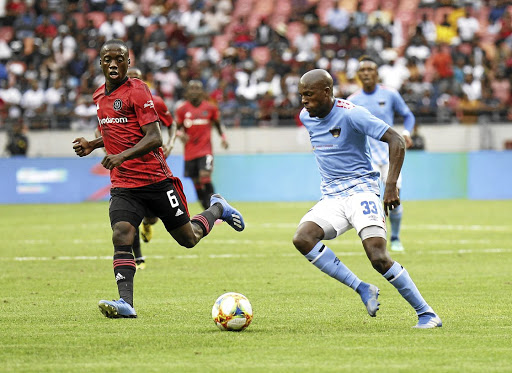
[184,155,214,179]
[109,178,190,231]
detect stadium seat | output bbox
[361,0,379,13]
[251,46,271,66]
[144,23,159,39]
[317,0,335,25]
[0,26,14,42]
[85,48,98,62]
[339,0,357,12]
[382,0,399,12]
[213,34,230,54]
[71,13,86,29]
[398,0,419,12]
[110,11,125,22]
[87,11,107,28]
[187,47,202,64]
[139,0,153,14]
[233,0,254,18]
[285,21,304,44]
[434,7,453,24]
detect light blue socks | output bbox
[305,242,362,290]
[383,261,431,315]
[389,204,403,241]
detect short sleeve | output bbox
[132,84,159,127]
[349,105,389,140]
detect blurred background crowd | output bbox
[1,0,512,136]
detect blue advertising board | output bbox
[1,151,511,204]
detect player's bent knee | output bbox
[292,232,319,255]
[112,221,136,246]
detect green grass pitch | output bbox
[1,200,511,372]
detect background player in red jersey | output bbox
[72,39,245,319]
[175,80,228,210]
[126,67,177,270]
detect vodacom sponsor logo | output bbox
[98,116,128,125]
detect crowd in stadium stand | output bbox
[0,0,512,131]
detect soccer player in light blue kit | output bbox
[293,69,441,328]
[348,56,415,252]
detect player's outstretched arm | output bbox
[72,137,104,157]
[101,121,162,170]
[379,127,405,215]
[163,122,177,157]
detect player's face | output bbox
[357,61,378,89]
[187,84,204,103]
[100,45,130,86]
[298,81,331,118]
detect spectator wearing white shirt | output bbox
[51,25,77,56]
[72,95,97,130]
[154,63,180,98]
[461,68,481,101]
[457,5,480,42]
[45,80,64,109]
[419,13,437,45]
[293,22,319,62]
[326,1,350,32]
[0,79,22,119]
[21,80,47,128]
[180,4,203,34]
[98,13,126,41]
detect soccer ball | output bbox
[212,292,253,331]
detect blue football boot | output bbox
[98,298,137,318]
[413,311,442,329]
[210,194,245,232]
[357,283,380,317]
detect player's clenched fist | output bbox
[73,138,93,157]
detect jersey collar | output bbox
[105,76,128,96]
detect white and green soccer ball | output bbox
[212,292,253,331]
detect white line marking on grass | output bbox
[260,223,512,232]
[3,248,511,261]
[404,224,512,232]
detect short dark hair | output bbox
[358,55,378,65]
[100,39,129,54]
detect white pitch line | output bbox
[3,248,511,262]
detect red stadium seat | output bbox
[285,21,304,43]
[85,48,98,62]
[251,46,271,66]
[213,34,230,54]
[87,11,107,28]
[71,13,86,29]
[0,26,14,42]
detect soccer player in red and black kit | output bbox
[126,67,177,270]
[175,80,228,210]
[72,39,245,319]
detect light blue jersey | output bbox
[348,85,414,166]
[299,99,390,198]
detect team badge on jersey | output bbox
[329,127,341,138]
[113,99,123,111]
[378,101,385,107]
